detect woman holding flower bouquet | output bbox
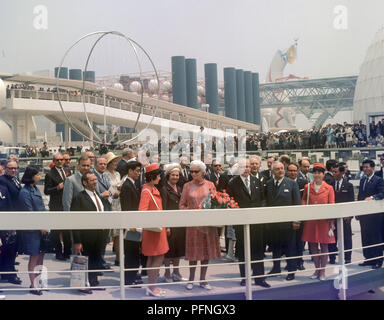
[179,160,221,291]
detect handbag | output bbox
[40,232,53,253]
[70,255,89,288]
[142,189,162,233]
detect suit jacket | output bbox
[333,178,354,203]
[178,167,191,190]
[205,170,221,187]
[266,177,301,229]
[120,178,141,211]
[19,185,46,212]
[375,168,384,179]
[160,183,182,210]
[0,186,12,211]
[116,159,128,177]
[217,171,233,192]
[358,174,384,201]
[62,172,84,211]
[70,190,110,243]
[44,167,66,211]
[0,174,22,210]
[261,169,272,182]
[93,169,110,195]
[298,171,313,183]
[324,172,335,186]
[227,175,265,208]
[292,175,308,198]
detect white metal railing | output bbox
[1,200,384,300]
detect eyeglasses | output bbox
[214,165,222,167]
[190,170,200,174]
[6,167,18,170]
[64,158,71,161]
[55,158,64,161]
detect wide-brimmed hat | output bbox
[105,152,122,165]
[164,163,181,176]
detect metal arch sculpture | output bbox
[55,31,160,145]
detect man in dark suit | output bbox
[44,153,72,260]
[227,160,270,288]
[261,156,275,182]
[328,164,355,264]
[116,148,135,177]
[205,159,222,187]
[0,160,22,285]
[374,154,384,179]
[357,159,384,269]
[266,161,302,281]
[93,156,112,269]
[71,172,110,293]
[62,152,73,177]
[286,163,308,271]
[298,158,313,183]
[120,161,143,286]
[324,159,337,186]
[178,156,191,190]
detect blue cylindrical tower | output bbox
[83,71,96,83]
[252,72,261,125]
[185,58,198,109]
[172,56,187,106]
[54,67,69,79]
[244,71,254,124]
[236,69,246,122]
[69,69,83,81]
[224,67,237,120]
[204,63,219,115]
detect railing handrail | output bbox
[1,200,383,230]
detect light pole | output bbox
[97,87,107,144]
[202,103,210,128]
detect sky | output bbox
[1,0,384,82]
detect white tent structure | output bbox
[353,27,384,123]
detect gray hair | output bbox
[271,161,284,170]
[190,160,206,172]
[122,148,134,158]
[249,155,261,163]
[95,156,107,164]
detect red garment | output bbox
[301,182,336,244]
[179,179,221,261]
[139,184,169,257]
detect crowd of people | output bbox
[246,121,384,150]
[0,147,384,297]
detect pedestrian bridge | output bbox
[1,199,384,300]
[0,73,259,145]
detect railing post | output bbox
[119,229,125,300]
[244,224,252,300]
[336,217,347,300]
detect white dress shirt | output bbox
[85,189,104,212]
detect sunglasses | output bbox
[190,170,200,174]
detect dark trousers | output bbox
[51,230,72,257]
[295,223,305,266]
[100,230,110,263]
[81,230,104,285]
[328,219,353,262]
[359,213,383,265]
[234,224,265,280]
[269,224,298,272]
[0,232,17,280]
[124,240,141,284]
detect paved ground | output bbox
[1,218,383,300]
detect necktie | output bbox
[59,168,65,181]
[13,177,21,189]
[275,180,279,188]
[93,192,102,212]
[184,169,188,179]
[363,178,368,191]
[245,178,251,195]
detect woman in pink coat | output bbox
[302,163,335,281]
[139,163,169,297]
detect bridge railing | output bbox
[0,200,384,300]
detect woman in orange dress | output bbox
[302,163,335,281]
[139,163,169,297]
[179,160,221,291]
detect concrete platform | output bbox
[2,218,384,300]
